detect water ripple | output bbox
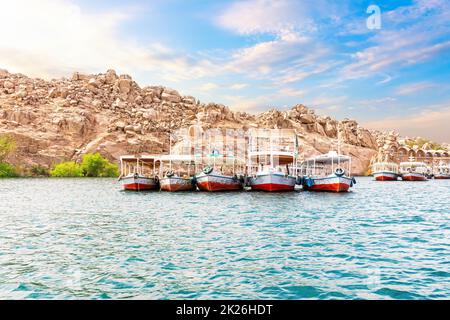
[0,177,449,299]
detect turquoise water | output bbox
[0,177,448,299]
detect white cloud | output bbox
[339,1,450,81]
[216,0,336,83]
[199,82,219,91]
[307,95,348,113]
[223,94,275,112]
[364,105,450,142]
[395,82,436,95]
[279,88,305,97]
[216,0,315,37]
[229,83,248,90]
[0,0,218,82]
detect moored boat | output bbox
[160,174,195,191]
[247,129,298,192]
[399,162,428,181]
[371,162,399,181]
[121,174,158,191]
[118,156,159,191]
[249,170,296,192]
[433,162,450,179]
[300,151,356,192]
[434,173,450,179]
[158,154,196,192]
[195,166,243,191]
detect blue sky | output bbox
[1,0,449,141]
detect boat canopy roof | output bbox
[250,153,294,166]
[372,162,398,166]
[120,155,158,163]
[157,154,195,162]
[400,161,428,167]
[303,151,350,165]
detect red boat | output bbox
[401,173,427,181]
[400,162,428,181]
[372,162,399,181]
[119,155,159,191]
[247,128,298,192]
[158,154,196,192]
[434,163,450,179]
[120,174,158,191]
[195,168,243,192]
[302,174,354,192]
[160,175,195,191]
[249,171,296,192]
[300,151,356,192]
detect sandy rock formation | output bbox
[0,69,416,175]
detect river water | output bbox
[0,177,448,299]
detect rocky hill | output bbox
[0,69,381,175]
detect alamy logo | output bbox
[366,5,382,30]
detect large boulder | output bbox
[117,78,132,94]
[161,92,181,103]
[299,113,315,124]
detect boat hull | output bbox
[249,173,296,192]
[196,172,242,192]
[373,171,399,181]
[434,174,450,179]
[401,173,427,181]
[121,175,158,191]
[160,177,195,191]
[303,175,354,192]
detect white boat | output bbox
[433,162,450,179]
[372,162,399,181]
[399,161,429,181]
[158,154,196,191]
[247,129,297,192]
[118,155,159,191]
[300,151,356,192]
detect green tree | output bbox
[81,153,119,177]
[50,161,83,177]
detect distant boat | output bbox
[118,155,159,191]
[433,162,450,179]
[372,162,399,181]
[300,151,356,192]
[247,129,297,192]
[399,161,428,181]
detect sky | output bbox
[0,0,449,142]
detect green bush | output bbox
[0,162,18,178]
[0,134,16,163]
[101,162,120,177]
[81,153,119,177]
[50,161,83,177]
[31,165,50,177]
[50,153,119,178]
